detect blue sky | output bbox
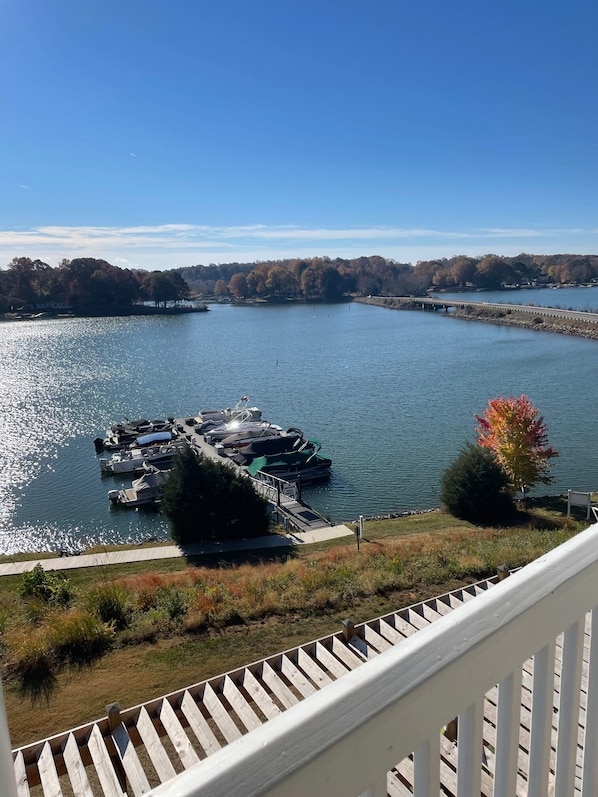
[1,0,597,270]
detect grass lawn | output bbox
[1,497,589,748]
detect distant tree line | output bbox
[175,252,598,300]
[3,252,598,313]
[0,257,190,313]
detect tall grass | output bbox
[0,514,583,702]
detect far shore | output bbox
[0,304,208,322]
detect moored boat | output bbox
[245,443,332,485]
[194,397,262,433]
[95,419,174,452]
[205,421,282,444]
[108,465,171,508]
[100,441,185,474]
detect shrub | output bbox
[87,583,132,630]
[18,564,71,606]
[440,443,516,524]
[6,628,56,703]
[156,586,190,622]
[162,448,270,543]
[48,610,114,667]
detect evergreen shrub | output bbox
[440,443,516,524]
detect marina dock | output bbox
[174,417,341,535]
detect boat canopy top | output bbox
[135,431,173,447]
[246,446,325,477]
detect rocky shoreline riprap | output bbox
[358,296,598,341]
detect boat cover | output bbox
[135,431,173,446]
[246,449,327,477]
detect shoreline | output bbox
[357,296,598,341]
[0,304,208,322]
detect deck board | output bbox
[62,733,94,797]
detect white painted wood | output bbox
[13,751,30,797]
[554,618,584,797]
[87,724,125,797]
[261,661,299,709]
[222,676,262,732]
[136,707,177,783]
[0,679,18,797]
[413,734,439,797]
[358,773,388,797]
[330,636,365,669]
[376,617,404,644]
[179,691,221,757]
[456,700,483,796]
[201,684,242,743]
[297,648,333,688]
[581,607,598,796]
[279,654,318,698]
[527,641,556,797]
[111,722,152,795]
[147,523,598,797]
[313,642,350,680]
[37,741,61,797]
[362,624,393,653]
[493,669,522,797]
[157,699,200,769]
[240,669,281,721]
[62,732,94,797]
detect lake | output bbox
[1,290,597,554]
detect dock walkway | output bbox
[175,417,337,535]
[0,523,354,578]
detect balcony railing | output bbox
[3,521,598,796]
[148,521,598,797]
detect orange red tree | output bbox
[475,395,558,498]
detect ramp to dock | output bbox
[176,418,335,535]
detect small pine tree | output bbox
[161,447,270,543]
[440,443,516,524]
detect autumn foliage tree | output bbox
[475,395,558,498]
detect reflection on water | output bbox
[1,300,597,554]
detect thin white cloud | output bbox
[0,223,594,270]
[18,184,30,190]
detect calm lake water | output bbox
[1,289,597,554]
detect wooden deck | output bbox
[10,577,502,796]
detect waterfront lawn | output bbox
[1,499,587,748]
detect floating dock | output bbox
[174,417,337,535]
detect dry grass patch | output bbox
[1,505,588,747]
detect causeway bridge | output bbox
[387,295,598,323]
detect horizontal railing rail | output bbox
[148,522,598,797]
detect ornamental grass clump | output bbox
[47,609,114,667]
[86,582,133,630]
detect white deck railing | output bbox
[145,521,598,797]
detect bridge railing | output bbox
[249,471,298,503]
[148,521,598,797]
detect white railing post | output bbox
[456,700,484,796]
[413,734,440,797]
[582,607,598,796]
[493,669,522,797]
[527,641,556,797]
[554,619,584,797]
[0,678,17,797]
